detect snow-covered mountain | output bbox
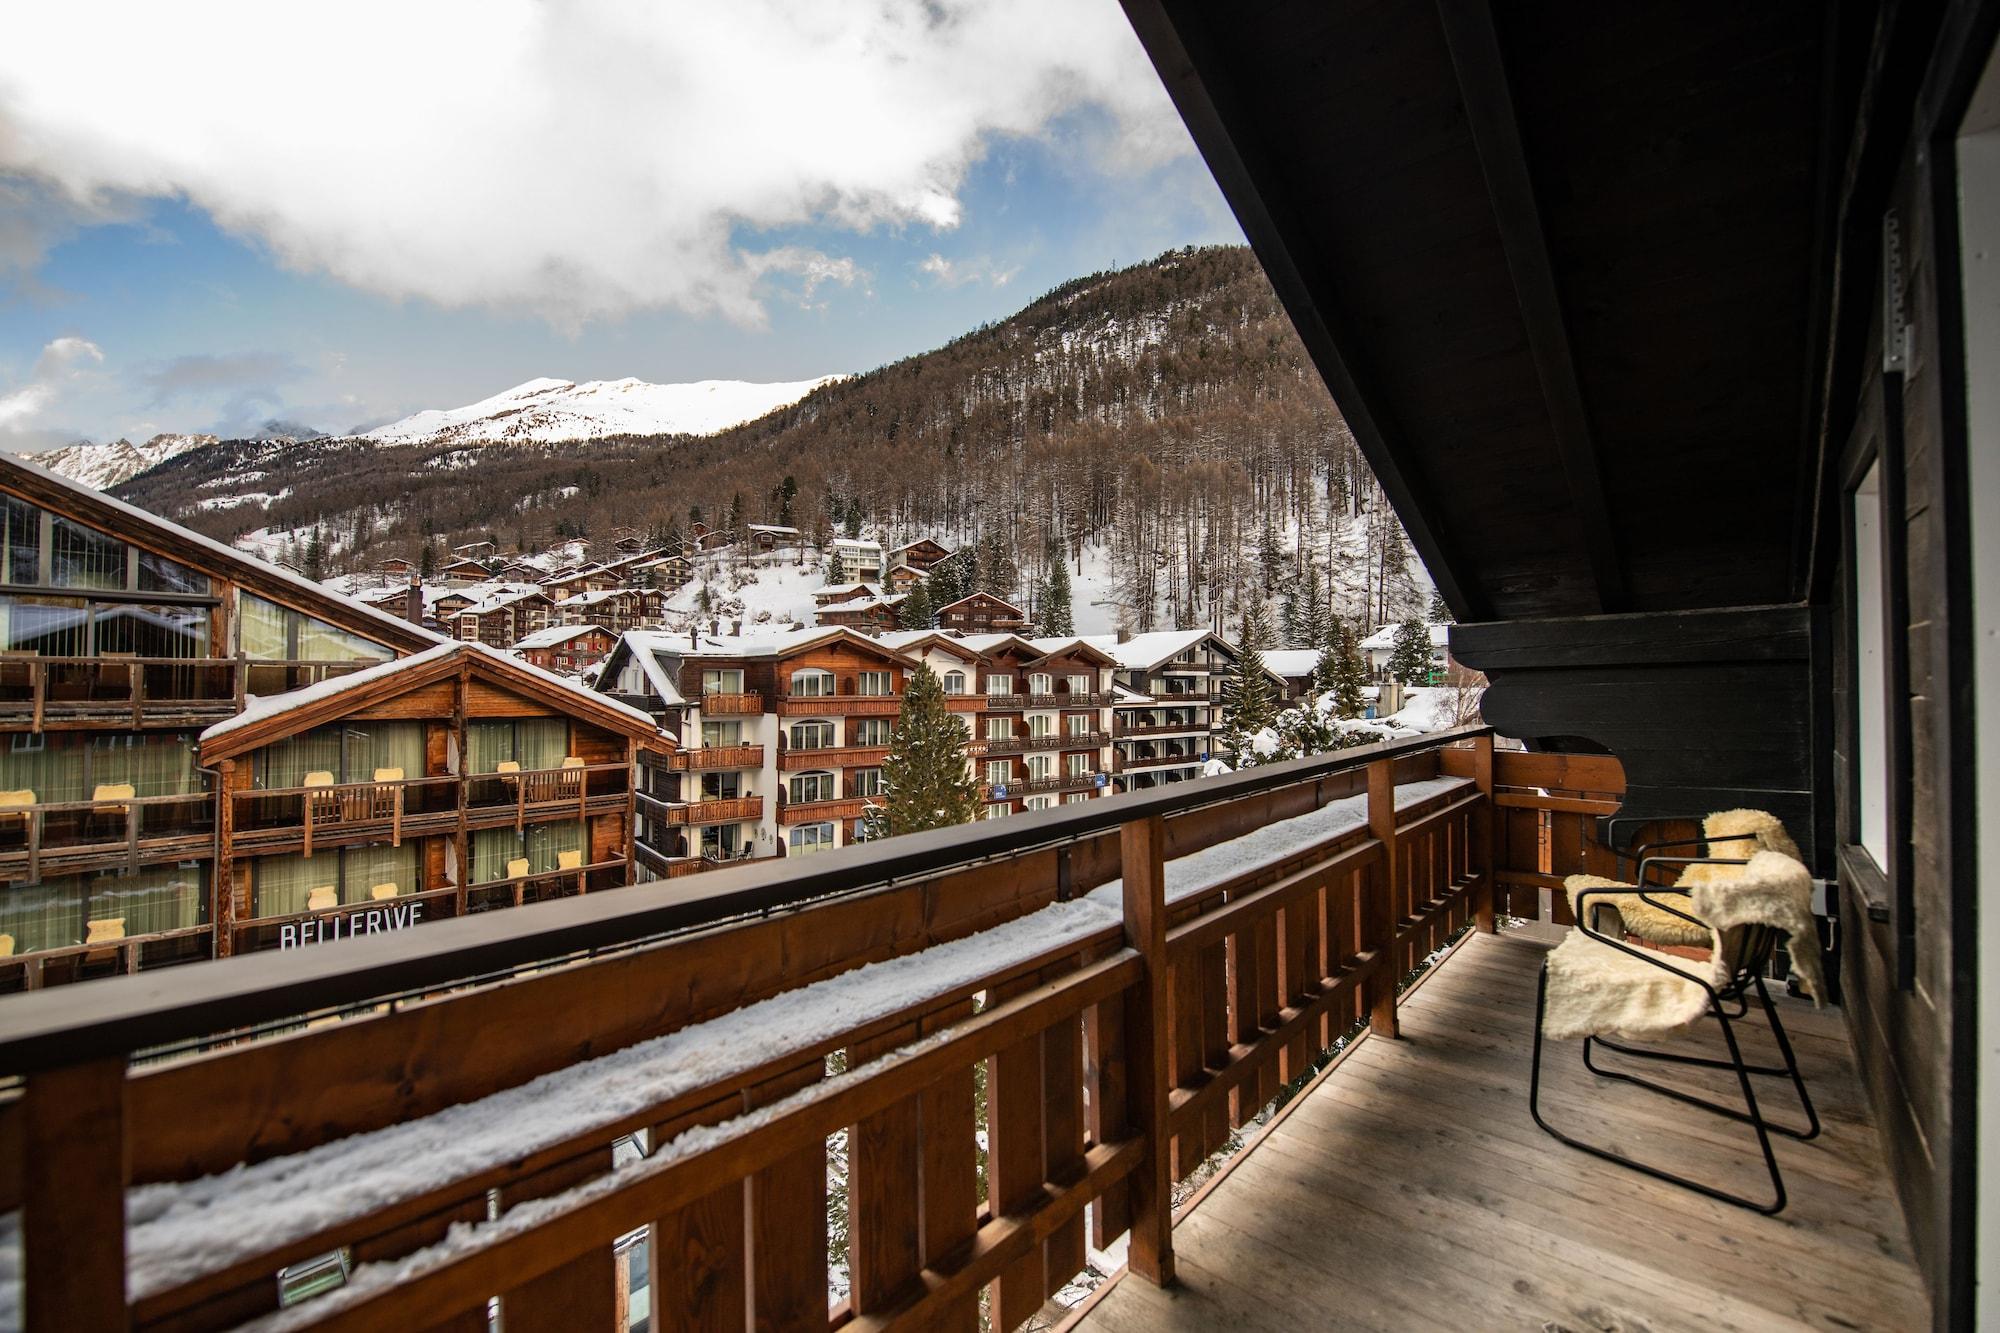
[362,375,842,448]
[34,433,219,490]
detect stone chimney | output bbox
[1116,626,1133,644]
[405,568,424,626]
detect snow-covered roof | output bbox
[813,582,879,600]
[201,640,656,746]
[936,591,1025,615]
[1111,685,1156,707]
[513,624,610,650]
[1021,635,1117,666]
[616,625,854,662]
[830,537,883,551]
[0,453,444,653]
[1262,648,1322,679]
[1078,629,1214,670]
[866,629,982,661]
[459,587,551,616]
[818,594,905,613]
[890,537,950,554]
[745,523,800,535]
[556,588,636,608]
[1358,622,1450,652]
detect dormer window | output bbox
[790,667,835,697]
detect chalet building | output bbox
[1358,621,1450,683]
[439,557,495,586]
[744,524,801,553]
[511,624,616,675]
[956,634,1116,818]
[373,555,413,579]
[935,591,1028,634]
[630,553,692,590]
[888,537,952,573]
[451,540,497,561]
[812,582,879,608]
[884,565,925,594]
[596,627,981,875]
[1259,648,1320,701]
[814,594,906,632]
[450,588,552,648]
[1082,630,1262,789]
[197,642,656,958]
[553,588,665,636]
[829,538,884,584]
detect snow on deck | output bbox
[0,776,1469,1327]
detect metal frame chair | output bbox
[1530,848,1819,1215]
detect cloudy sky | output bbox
[0,1,1241,451]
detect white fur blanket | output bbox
[1543,850,1821,1041]
[1562,808,1805,947]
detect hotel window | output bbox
[985,761,1011,787]
[1029,673,1053,695]
[50,516,125,591]
[1064,792,1092,805]
[789,771,836,804]
[470,821,583,884]
[1852,459,1890,869]
[1026,754,1054,781]
[1068,674,1090,695]
[0,862,208,955]
[942,670,966,694]
[790,721,836,750]
[1029,714,1055,738]
[699,824,744,859]
[699,772,744,800]
[700,668,744,696]
[239,593,392,664]
[1066,753,1091,777]
[1023,795,1055,812]
[0,730,200,805]
[256,721,422,791]
[790,667,835,697]
[700,720,742,747]
[467,718,568,774]
[253,841,421,916]
[1066,714,1092,737]
[984,803,1011,820]
[788,822,837,855]
[853,768,885,798]
[986,674,1014,696]
[857,670,892,696]
[985,717,1012,741]
[852,718,892,746]
[1,496,40,584]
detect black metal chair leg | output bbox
[1531,960,1788,1214]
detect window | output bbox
[985,717,1012,741]
[986,674,1014,696]
[857,670,892,697]
[699,823,744,859]
[984,803,1011,820]
[1023,795,1055,812]
[942,670,967,694]
[699,771,744,800]
[257,721,423,788]
[0,862,207,954]
[1064,792,1092,805]
[1853,460,1890,868]
[789,822,837,855]
[50,516,124,591]
[1,496,39,585]
[700,720,742,747]
[700,668,744,696]
[789,771,836,804]
[1066,753,1091,777]
[852,718,892,746]
[985,761,1012,787]
[1068,674,1090,696]
[467,719,568,774]
[853,768,885,797]
[253,842,421,915]
[1066,714,1092,737]
[1027,754,1054,781]
[790,721,836,750]
[240,594,393,664]
[790,668,835,697]
[1029,714,1055,738]
[1028,673,1053,695]
[470,821,582,884]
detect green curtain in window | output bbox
[86,864,205,936]
[466,721,513,775]
[91,733,200,797]
[239,594,290,660]
[259,728,343,789]
[471,827,519,883]
[526,820,583,873]
[344,722,421,781]
[296,613,392,664]
[0,879,84,953]
[518,718,568,770]
[0,734,85,803]
[342,843,420,904]
[253,853,327,918]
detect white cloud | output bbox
[0,1,1187,329]
[0,335,104,444]
[919,253,1022,289]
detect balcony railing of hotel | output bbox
[1027,691,1114,709]
[778,744,890,772]
[1113,718,1206,738]
[0,654,379,732]
[0,790,214,881]
[667,744,765,772]
[698,691,763,716]
[776,794,876,826]
[646,792,764,826]
[1113,748,1204,772]
[983,730,1110,756]
[0,724,1668,1331]
[778,694,900,717]
[226,762,631,857]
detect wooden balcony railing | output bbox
[777,796,873,826]
[778,695,900,717]
[778,744,889,772]
[699,691,764,716]
[0,791,214,881]
[1113,749,1204,772]
[0,726,1510,1332]
[668,744,765,772]
[1026,692,1113,709]
[0,654,376,732]
[464,859,629,912]
[1113,719,1208,738]
[659,795,764,826]
[980,692,1027,711]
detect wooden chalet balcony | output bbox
[0,791,213,882]
[1027,692,1113,709]
[1014,771,1103,796]
[980,692,1027,710]
[0,729,1923,1332]
[778,744,889,772]
[1145,689,1216,703]
[698,691,763,716]
[0,655,374,732]
[659,795,763,826]
[668,744,765,772]
[777,795,872,826]
[985,731,1108,756]
[1114,719,1207,738]
[778,694,899,717]
[1114,748,1203,772]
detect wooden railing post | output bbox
[1119,814,1175,1286]
[1471,733,1497,933]
[1365,760,1400,1039]
[23,1058,128,1332]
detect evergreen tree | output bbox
[899,581,934,629]
[843,498,864,538]
[302,526,326,582]
[873,663,981,835]
[727,492,746,537]
[1329,619,1368,718]
[923,563,958,613]
[778,475,798,527]
[419,542,437,580]
[1427,589,1453,623]
[688,504,704,528]
[1221,606,1278,750]
[1389,615,1433,684]
[1039,537,1074,635]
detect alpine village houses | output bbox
[0,456,662,988]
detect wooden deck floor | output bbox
[1075,925,1930,1333]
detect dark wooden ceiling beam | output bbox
[1121,0,1493,622]
[1435,0,1627,615]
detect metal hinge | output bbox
[1883,211,1912,374]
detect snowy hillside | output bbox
[34,433,218,490]
[363,375,845,448]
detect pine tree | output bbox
[899,581,934,629]
[727,492,746,537]
[875,663,981,834]
[843,498,864,538]
[1221,606,1278,751]
[778,475,798,528]
[1427,589,1453,624]
[1040,537,1074,635]
[1389,615,1433,684]
[302,526,326,582]
[419,542,437,580]
[1329,619,1368,718]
